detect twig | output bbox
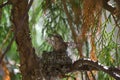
[112,15,120,28]
[102,0,116,13]
[0,1,10,8]
[81,71,84,80]
[90,71,96,80]
[0,36,14,64]
[1,29,12,49]
[21,0,33,24]
[61,0,77,41]
[61,0,83,57]
[85,71,90,80]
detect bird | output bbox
[41,34,72,80]
[48,34,68,52]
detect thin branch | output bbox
[61,0,83,57]
[0,1,10,8]
[90,71,96,80]
[1,29,12,49]
[85,71,90,80]
[112,15,120,28]
[61,0,77,41]
[102,0,116,13]
[22,0,33,22]
[0,36,14,64]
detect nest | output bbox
[41,50,72,79]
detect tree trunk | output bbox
[11,0,41,80]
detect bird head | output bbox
[47,34,67,51]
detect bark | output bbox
[11,0,41,80]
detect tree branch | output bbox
[21,0,33,24]
[61,0,83,57]
[11,0,39,79]
[71,58,120,80]
[61,0,77,41]
[0,36,14,64]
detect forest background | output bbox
[0,0,120,80]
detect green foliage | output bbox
[33,1,120,80]
[98,71,114,80]
[6,42,20,63]
[41,3,70,37]
[10,73,22,80]
[0,5,11,46]
[0,0,120,80]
